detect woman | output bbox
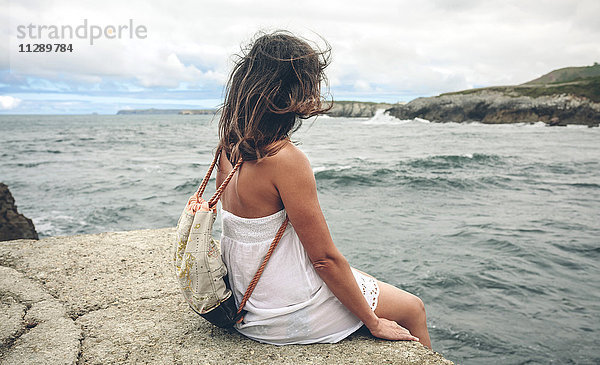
[215,30,431,348]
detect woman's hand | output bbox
[367,317,420,342]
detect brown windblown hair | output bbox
[218,30,332,162]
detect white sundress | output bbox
[220,208,380,345]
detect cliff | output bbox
[386,90,600,126]
[386,65,600,127]
[0,228,453,364]
[0,184,38,241]
[326,101,397,118]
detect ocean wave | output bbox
[313,155,511,191]
[477,175,515,189]
[552,242,600,258]
[312,165,353,174]
[565,182,600,189]
[397,175,483,190]
[315,167,483,191]
[17,148,63,154]
[33,212,87,237]
[414,117,431,124]
[361,109,431,125]
[431,324,513,359]
[362,109,406,125]
[402,153,504,170]
[174,178,203,192]
[422,272,471,290]
[510,160,599,176]
[514,121,547,127]
[314,166,392,186]
[478,238,528,256]
[5,161,53,168]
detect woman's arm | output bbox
[272,144,418,341]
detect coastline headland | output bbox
[0,228,453,364]
[115,101,400,118]
[386,63,600,127]
[116,108,217,115]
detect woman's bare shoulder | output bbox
[261,141,317,198]
[267,141,312,173]
[272,141,309,163]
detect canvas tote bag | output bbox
[173,147,289,328]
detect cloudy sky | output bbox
[1,0,599,114]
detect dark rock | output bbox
[0,183,38,241]
[386,92,600,127]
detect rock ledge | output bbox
[0,228,453,364]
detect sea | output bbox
[1,112,598,364]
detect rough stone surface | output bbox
[0,183,38,242]
[0,300,25,347]
[386,91,600,126]
[0,228,453,364]
[0,266,81,364]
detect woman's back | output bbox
[217,141,297,218]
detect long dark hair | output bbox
[217,30,332,162]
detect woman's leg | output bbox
[375,280,432,348]
[354,268,432,349]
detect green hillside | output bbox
[441,63,600,102]
[524,63,600,85]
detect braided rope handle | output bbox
[236,215,289,322]
[194,147,243,208]
[208,158,243,208]
[196,148,221,197]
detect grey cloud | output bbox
[3,0,600,104]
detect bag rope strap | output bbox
[194,147,290,323]
[235,214,289,323]
[195,147,243,209]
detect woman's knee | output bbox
[408,294,426,320]
[375,281,426,321]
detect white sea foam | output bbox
[33,219,55,236]
[441,121,462,126]
[362,109,424,125]
[508,121,547,127]
[529,121,547,127]
[413,117,431,124]
[306,114,333,122]
[312,165,353,174]
[34,211,86,237]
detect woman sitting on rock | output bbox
[213,30,431,348]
